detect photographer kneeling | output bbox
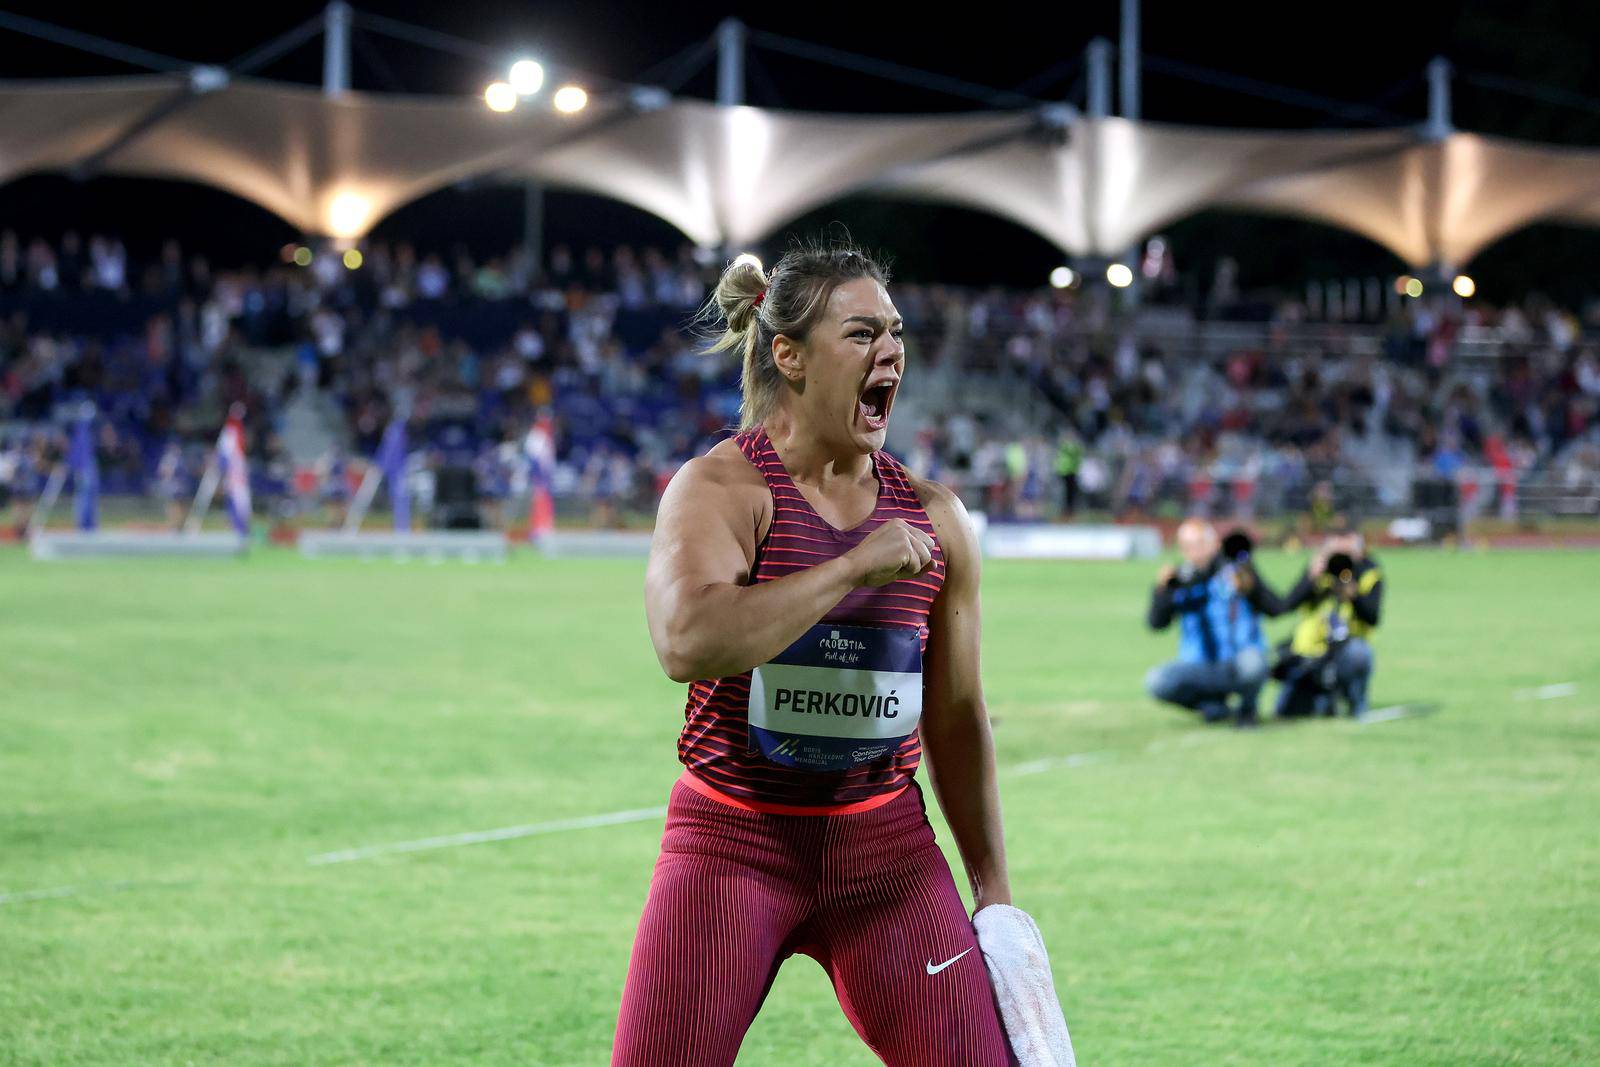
[1145,520,1279,725]
[1268,530,1384,718]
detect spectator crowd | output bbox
[2,228,1598,532]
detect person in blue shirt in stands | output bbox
[1143,518,1279,727]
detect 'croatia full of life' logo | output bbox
[819,629,866,665]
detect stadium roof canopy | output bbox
[1219,133,1600,269]
[509,100,1034,250]
[4,74,1600,269]
[875,119,1420,261]
[0,75,624,238]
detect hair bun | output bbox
[715,257,768,333]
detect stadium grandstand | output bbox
[2,231,1598,542]
[3,6,1599,551]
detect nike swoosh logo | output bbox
[925,947,973,975]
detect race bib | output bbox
[748,623,923,772]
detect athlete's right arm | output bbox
[644,455,933,683]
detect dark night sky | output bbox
[2,1,1599,298]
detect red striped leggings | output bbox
[611,774,1010,1066]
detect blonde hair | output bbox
[699,238,889,429]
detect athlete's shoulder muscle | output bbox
[907,474,980,594]
[649,440,768,590]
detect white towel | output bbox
[973,903,1077,1067]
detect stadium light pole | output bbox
[1116,0,1144,312]
[323,1,352,97]
[1117,0,1144,310]
[524,179,545,274]
[1087,38,1112,119]
[1120,0,1140,121]
[1425,56,1452,141]
[715,19,746,263]
[717,18,745,107]
[1423,57,1453,282]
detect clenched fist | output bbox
[849,518,936,587]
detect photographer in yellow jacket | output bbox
[1262,528,1384,719]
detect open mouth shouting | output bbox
[857,374,898,433]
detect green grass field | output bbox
[3,547,1597,1066]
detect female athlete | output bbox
[612,242,1012,1066]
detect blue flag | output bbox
[376,417,409,532]
[69,407,98,532]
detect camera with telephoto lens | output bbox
[1220,528,1254,564]
[1219,528,1258,594]
[1324,551,1358,592]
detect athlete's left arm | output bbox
[916,478,1011,914]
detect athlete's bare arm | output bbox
[915,476,1012,913]
[645,441,936,683]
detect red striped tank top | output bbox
[676,426,946,815]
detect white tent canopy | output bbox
[0,76,188,183]
[1556,195,1600,227]
[95,78,619,238]
[2,75,1598,266]
[1222,132,1600,269]
[515,100,1035,249]
[876,117,1419,259]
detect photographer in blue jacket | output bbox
[1144,519,1279,726]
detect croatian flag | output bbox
[217,413,252,537]
[524,414,556,543]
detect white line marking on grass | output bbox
[1006,751,1115,777]
[1357,704,1424,725]
[306,805,668,866]
[325,748,1132,865]
[1513,682,1578,701]
[306,688,1461,868]
[0,883,91,905]
[1145,731,1225,752]
[0,878,189,907]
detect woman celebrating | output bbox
[613,242,1012,1066]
